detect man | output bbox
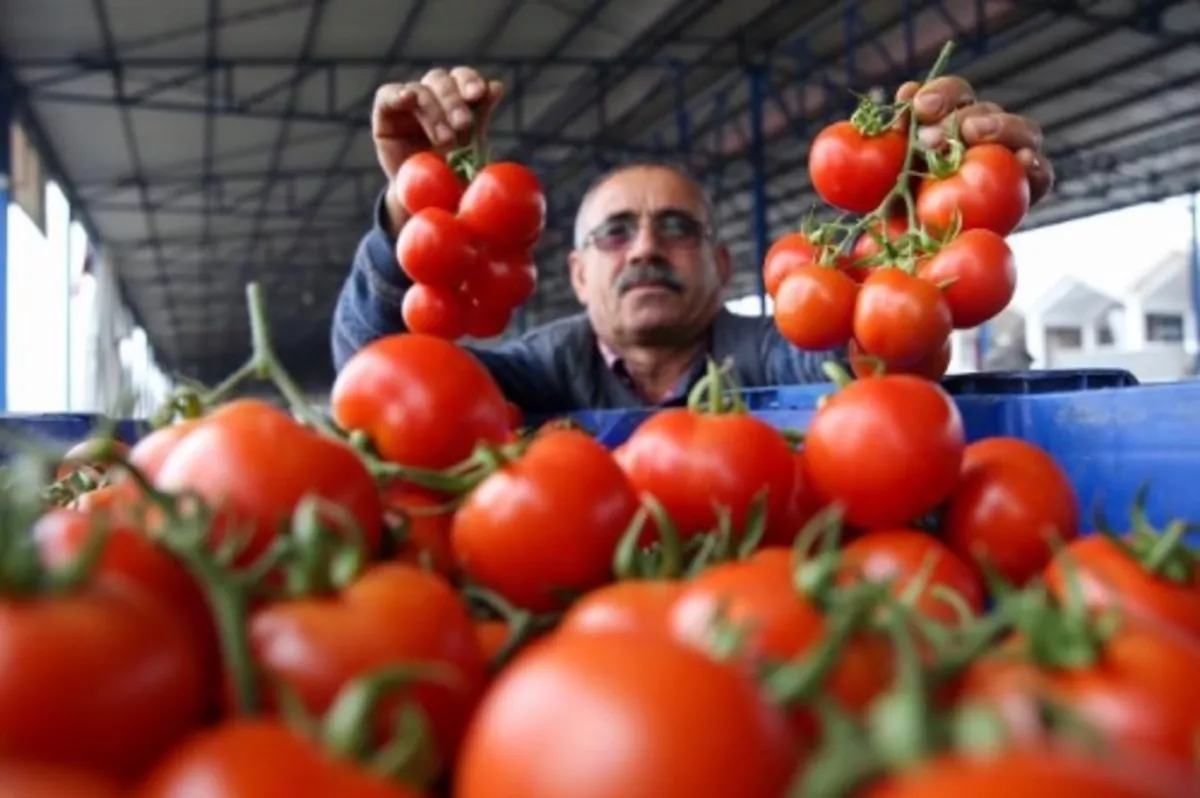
[333,66,1053,415]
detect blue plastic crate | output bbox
[533,370,1200,537]
[0,413,145,460]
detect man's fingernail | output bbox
[919,126,944,149]
[968,116,999,137]
[434,123,454,143]
[451,108,472,128]
[465,79,483,97]
[916,93,944,115]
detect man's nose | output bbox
[625,220,662,260]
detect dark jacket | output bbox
[331,195,838,415]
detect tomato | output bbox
[558,579,683,638]
[454,630,796,798]
[960,619,1200,769]
[942,437,1079,587]
[395,207,481,288]
[393,150,465,214]
[851,216,910,266]
[763,448,822,548]
[0,579,207,780]
[475,619,511,664]
[331,332,511,471]
[762,233,821,297]
[1044,534,1200,640]
[917,228,1016,329]
[616,407,795,544]
[0,762,124,797]
[457,163,546,250]
[853,267,953,367]
[863,748,1194,797]
[451,428,639,612]
[809,121,907,214]
[916,143,1031,237]
[505,401,524,431]
[382,483,456,577]
[401,282,471,340]
[140,719,424,797]
[805,375,964,529]
[773,265,858,351]
[124,418,202,482]
[251,563,487,761]
[837,529,985,625]
[56,437,131,481]
[848,336,952,381]
[464,298,513,339]
[462,249,537,308]
[154,399,384,566]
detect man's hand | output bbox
[373,67,504,236]
[896,76,1054,205]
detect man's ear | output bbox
[569,249,589,304]
[714,243,733,287]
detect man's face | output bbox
[568,166,732,347]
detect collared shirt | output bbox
[597,340,701,405]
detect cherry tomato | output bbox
[463,249,537,308]
[0,579,207,780]
[395,207,481,288]
[382,483,456,578]
[0,762,124,797]
[154,399,384,566]
[917,228,1017,329]
[464,298,513,339]
[393,150,465,214]
[837,529,985,626]
[251,562,486,761]
[809,121,907,214]
[557,579,684,639]
[56,437,131,482]
[762,233,821,297]
[805,375,964,529]
[1044,534,1200,641]
[401,282,471,340]
[616,407,795,544]
[331,332,511,471]
[853,267,953,367]
[458,163,546,250]
[850,216,910,266]
[916,143,1031,237]
[864,748,1195,797]
[942,437,1079,587]
[140,719,424,797]
[773,265,858,351]
[124,418,202,482]
[451,428,639,612]
[454,630,796,798]
[848,336,952,382]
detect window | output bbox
[1096,323,1115,346]
[1145,313,1184,343]
[1046,325,1082,350]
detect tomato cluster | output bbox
[394,152,544,340]
[768,85,1028,378]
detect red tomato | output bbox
[557,579,684,638]
[154,399,384,566]
[56,437,131,481]
[763,448,822,548]
[382,483,456,578]
[942,437,1079,587]
[401,282,471,340]
[393,150,465,214]
[864,748,1194,797]
[124,418,202,482]
[464,298,513,339]
[853,267,953,367]
[451,428,639,612]
[916,143,1031,237]
[331,332,511,471]
[505,401,524,431]
[474,619,511,665]
[809,121,907,214]
[847,337,952,382]
[837,529,985,625]
[395,207,481,288]
[851,216,909,265]
[805,375,964,529]
[454,630,796,798]
[462,250,537,308]
[762,233,820,297]
[960,619,1200,769]
[251,562,486,761]
[0,580,207,780]
[1044,534,1200,640]
[616,407,795,543]
[140,719,424,797]
[458,163,546,250]
[773,265,858,351]
[0,762,124,797]
[917,228,1016,329]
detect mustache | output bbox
[615,262,686,295]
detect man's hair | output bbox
[571,160,719,250]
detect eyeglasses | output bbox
[580,210,709,252]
